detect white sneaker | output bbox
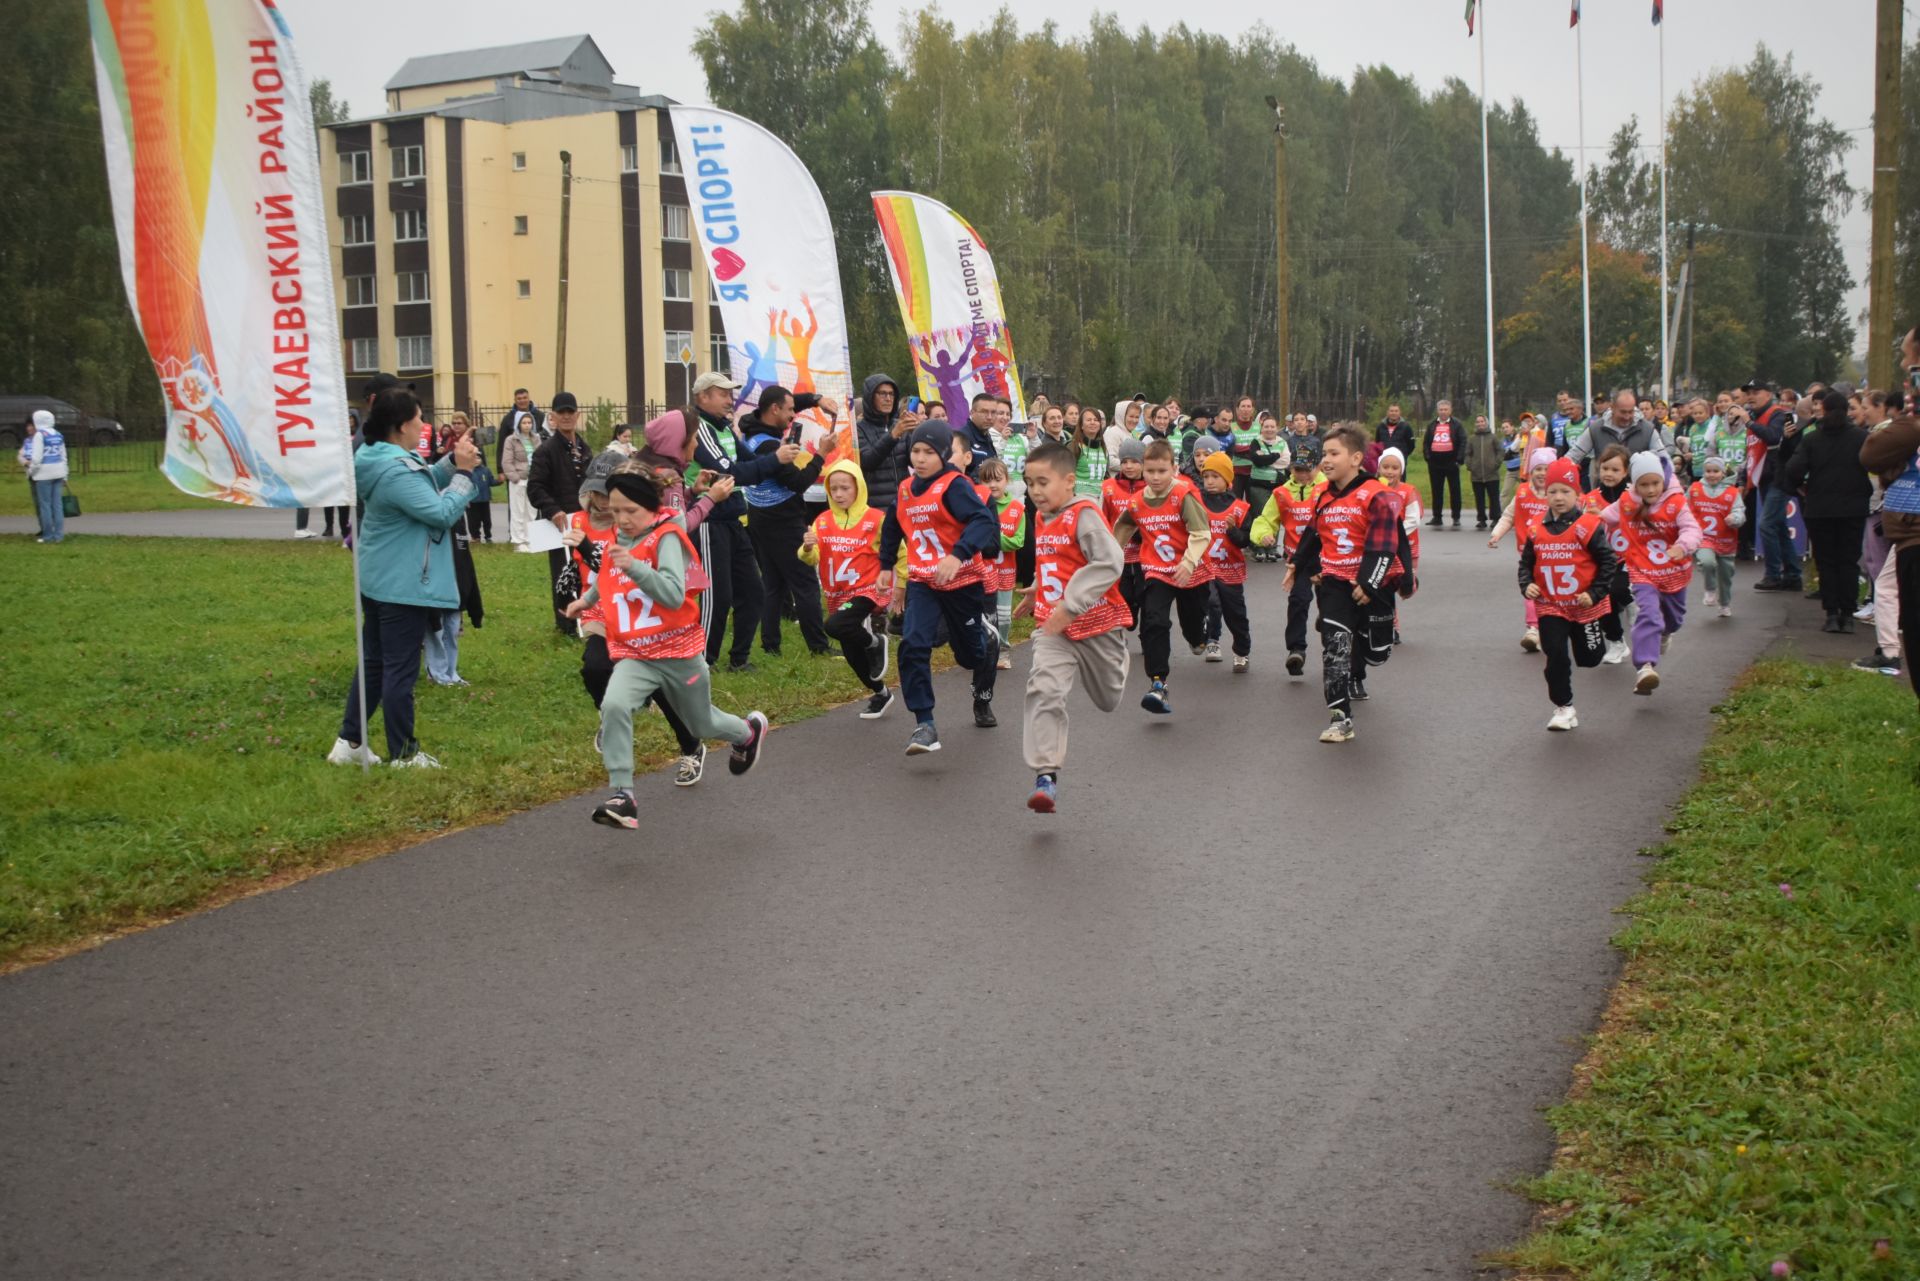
[1520,627,1540,653]
[1547,705,1578,732]
[1634,664,1660,695]
[325,736,382,766]
[1318,716,1355,744]
[293,529,320,540]
[1719,604,1733,619]
[1602,639,1629,665]
[390,750,443,768]
[1204,642,1224,663]
[1703,589,1719,608]
[1854,601,1875,621]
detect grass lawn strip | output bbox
[0,534,1015,968]
[1496,658,1919,1280]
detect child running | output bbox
[567,472,767,829]
[1488,447,1556,652]
[1111,439,1210,714]
[1194,451,1255,672]
[1013,443,1133,814]
[1597,453,1702,695]
[880,421,1004,753]
[1518,458,1618,731]
[1374,447,1423,644]
[1284,424,1408,743]
[1584,444,1635,664]
[1102,439,1149,630]
[801,458,899,719]
[1687,455,1744,618]
[975,458,1027,669]
[1251,455,1328,677]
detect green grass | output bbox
[1498,659,1920,1280]
[1,466,209,516]
[0,534,915,964]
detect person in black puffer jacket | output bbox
[1784,388,1871,631]
[855,373,918,508]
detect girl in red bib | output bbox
[1598,452,1702,695]
[1195,451,1256,671]
[565,472,769,829]
[1488,447,1557,652]
[1519,458,1619,731]
[1012,443,1133,814]
[1687,454,1745,618]
[1583,445,1635,664]
[802,458,901,718]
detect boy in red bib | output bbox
[801,458,900,719]
[1584,445,1635,663]
[880,422,1005,754]
[1102,439,1149,630]
[1012,443,1132,813]
[1519,458,1618,731]
[565,472,768,829]
[1110,438,1211,714]
[1598,452,1702,695]
[1195,451,1255,671]
[1285,424,1409,742]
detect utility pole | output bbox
[555,150,574,391]
[1265,95,1289,414]
[1867,0,1903,388]
[1683,224,1697,391]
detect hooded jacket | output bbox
[636,409,714,534]
[855,373,911,506]
[1464,420,1504,483]
[1781,414,1871,520]
[877,442,1002,571]
[352,440,475,609]
[799,458,910,576]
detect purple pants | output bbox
[1631,581,1686,665]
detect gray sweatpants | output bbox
[1022,628,1130,774]
[600,656,749,789]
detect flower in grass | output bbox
[1778,883,1793,899]
[1771,1261,1791,1278]
[1736,1144,1748,1155]
[1872,1240,1892,1260]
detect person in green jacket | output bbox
[1072,408,1110,496]
[1463,414,1505,530]
[329,389,481,770]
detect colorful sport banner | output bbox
[668,106,854,416]
[871,191,1026,422]
[89,0,351,507]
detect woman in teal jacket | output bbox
[329,389,480,769]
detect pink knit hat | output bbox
[643,409,692,458]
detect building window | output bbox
[662,267,692,302]
[512,151,526,171]
[659,137,682,175]
[621,143,638,173]
[662,204,690,241]
[340,151,371,185]
[396,271,430,304]
[396,334,432,370]
[513,215,528,235]
[342,213,373,246]
[344,275,376,308]
[393,209,427,242]
[664,330,695,366]
[709,331,729,375]
[517,343,534,364]
[516,279,531,299]
[350,337,379,373]
[391,144,424,180]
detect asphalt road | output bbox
[0,522,1844,1280]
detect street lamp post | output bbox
[1265,95,1289,415]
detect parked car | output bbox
[0,396,126,450]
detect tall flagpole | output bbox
[1658,15,1670,400]
[1577,12,1594,413]
[1478,0,1497,428]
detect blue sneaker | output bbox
[1140,679,1171,714]
[1027,774,1057,814]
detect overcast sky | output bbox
[284,0,1888,344]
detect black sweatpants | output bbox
[1537,613,1607,709]
[1806,515,1865,617]
[467,502,492,540]
[823,596,886,691]
[749,516,828,654]
[1119,562,1146,630]
[1202,579,1252,655]
[581,634,701,756]
[1738,488,1759,560]
[695,517,764,667]
[1599,568,1631,644]
[1139,577,1209,680]
[1899,545,1920,700]
[1428,460,1462,522]
[1471,479,1500,524]
[1284,569,1315,654]
[1315,579,1392,718]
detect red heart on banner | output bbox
[712,248,745,281]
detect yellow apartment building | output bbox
[321,35,725,428]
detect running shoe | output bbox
[727,712,768,775]
[1318,716,1355,744]
[1703,589,1719,608]
[860,687,894,719]
[1634,664,1661,695]
[973,697,998,729]
[591,792,639,830]
[1547,705,1579,732]
[325,737,382,767]
[390,750,442,769]
[1189,642,1205,657]
[674,744,707,787]
[1351,678,1369,701]
[1140,680,1171,714]
[1204,642,1224,663]
[1027,775,1058,814]
[1285,651,1306,676]
[1602,639,1629,665]
[1851,649,1901,676]
[1520,627,1540,653]
[1718,605,1733,619]
[906,722,941,755]
[1854,601,1875,621]
[1232,656,1250,675]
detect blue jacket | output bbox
[353,441,474,609]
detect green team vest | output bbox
[1232,425,1259,467]
[1001,432,1029,485]
[1249,441,1282,485]
[1075,443,1109,496]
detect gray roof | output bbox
[385,35,608,92]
